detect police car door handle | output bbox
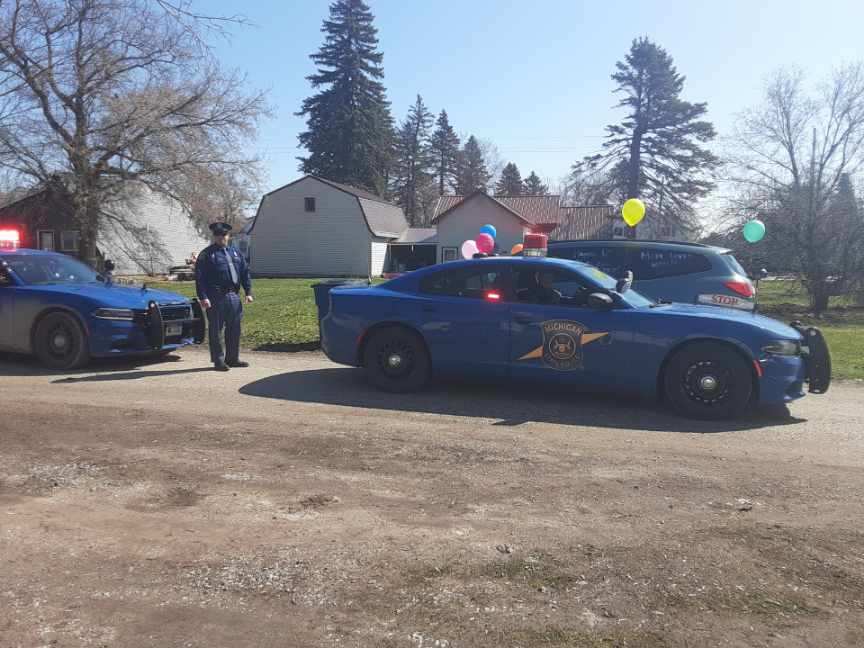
[513,313,534,324]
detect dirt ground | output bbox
[1,349,863,648]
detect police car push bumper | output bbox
[89,300,205,356]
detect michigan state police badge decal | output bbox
[542,320,585,370]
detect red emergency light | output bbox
[0,229,20,249]
[484,290,502,302]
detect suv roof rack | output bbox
[549,239,713,249]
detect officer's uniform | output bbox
[195,223,252,368]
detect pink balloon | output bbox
[476,233,495,254]
[461,239,479,259]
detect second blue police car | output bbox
[315,256,830,419]
[0,249,204,369]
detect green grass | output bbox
[150,277,864,379]
[152,278,324,351]
[757,280,864,380]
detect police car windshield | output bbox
[574,261,654,308]
[0,255,100,285]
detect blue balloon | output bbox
[479,224,497,239]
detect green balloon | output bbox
[743,219,766,243]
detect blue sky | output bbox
[201,0,864,193]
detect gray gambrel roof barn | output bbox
[248,175,408,277]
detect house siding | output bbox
[370,239,388,277]
[251,177,372,277]
[435,193,528,262]
[98,190,208,275]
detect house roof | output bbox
[556,205,617,240]
[250,174,408,239]
[392,227,438,244]
[431,192,615,240]
[432,191,533,225]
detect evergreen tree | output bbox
[297,0,394,194]
[392,95,435,225]
[573,37,717,230]
[430,110,460,195]
[496,162,524,195]
[523,171,549,195]
[455,136,491,194]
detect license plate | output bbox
[165,323,183,337]
[697,294,755,311]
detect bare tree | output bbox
[730,65,864,313]
[0,0,265,264]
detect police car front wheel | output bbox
[663,341,753,420]
[33,312,90,370]
[363,327,430,393]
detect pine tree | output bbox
[455,136,491,194]
[297,0,394,194]
[496,162,524,195]
[430,110,460,195]
[573,37,717,230]
[523,171,549,195]
[392,95,435,225]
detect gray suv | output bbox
[547,240,756,311]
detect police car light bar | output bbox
[0,229,20,249]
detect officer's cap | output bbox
[209,222,232,235]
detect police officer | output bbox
[195,222,253,371]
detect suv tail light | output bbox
[724,278,755,298]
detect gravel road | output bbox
[1,349,863,647]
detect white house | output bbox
[98,188,209,275]
[249,175,408,277]
[0,180,208,276]
[432,192,618,262]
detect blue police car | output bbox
[315,256,831,419]
[0,249,204,369]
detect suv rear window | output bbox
[420,267,505,299]
[721,252,747,276]
[631,249,711,280]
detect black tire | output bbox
[663,341,754,420]
[33,312,90,370]
[362,327,431,393]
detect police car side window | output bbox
[420,268,504,299]
[514,269,592,307]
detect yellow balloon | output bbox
[622,198,646,227]
[511,243,524,255]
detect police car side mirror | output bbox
[588,292,614,310]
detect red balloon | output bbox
[476,232,495,254]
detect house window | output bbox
[304,197,316,212]
[61,230,80,252]
[37,230,55,251]
[441,247,458,262]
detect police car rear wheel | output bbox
[34,312,90,370]
[664,341,753,420]
[364,327,430,393]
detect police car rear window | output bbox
[420,268,505,299]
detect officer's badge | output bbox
[518,320,608,371]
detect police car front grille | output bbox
[159,304,193,321]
